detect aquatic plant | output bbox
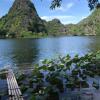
[0,69,7,79]
[17,51,100,100]
[92,81,99,89]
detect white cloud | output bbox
[53,2,74,12]
[41,15,87,24]
[41,15,74,21]
[41,15,75,24]
[67,3,74,9]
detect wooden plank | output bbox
[10,76,17,99]
[11,70,23,99]
[11,76,20,99]
[7,72,15,96]
[10,70,22,97]
[8,74,23,100]
[6,69,24,100]
[7,77,11,96]
[7,73,16,100]
[9,72,22,100]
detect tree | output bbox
[0,29,7,38]
[49,0,99,10]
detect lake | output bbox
[0,36,100,70]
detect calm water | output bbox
[0,36,100,70]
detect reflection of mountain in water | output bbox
[0,37,100,70]
[11,39,39,65]
[87,36,100,52]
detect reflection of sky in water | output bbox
[0,36,100,70]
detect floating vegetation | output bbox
[0,69,7,79]
[0,69,8,100]
[17,51,100,100]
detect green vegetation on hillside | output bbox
[64,8,100,36]
[0,0,46,38]
[44,19,66,36]
[0,0,100,38]
[77,8,100,35]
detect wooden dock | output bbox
[6,69,24,100]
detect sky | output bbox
[0,0,91,24]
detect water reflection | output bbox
[0,36,100,70]
[12,39,39,64]
[88,36,100,52]
[0,39,39,69]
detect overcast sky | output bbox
[0,0,91,24]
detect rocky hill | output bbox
[45,8,100,36]
[0,0,46,38]
[65,8,100,36]
[44,19,67,36]
[77,8,100,35]
[0,0,100,38]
